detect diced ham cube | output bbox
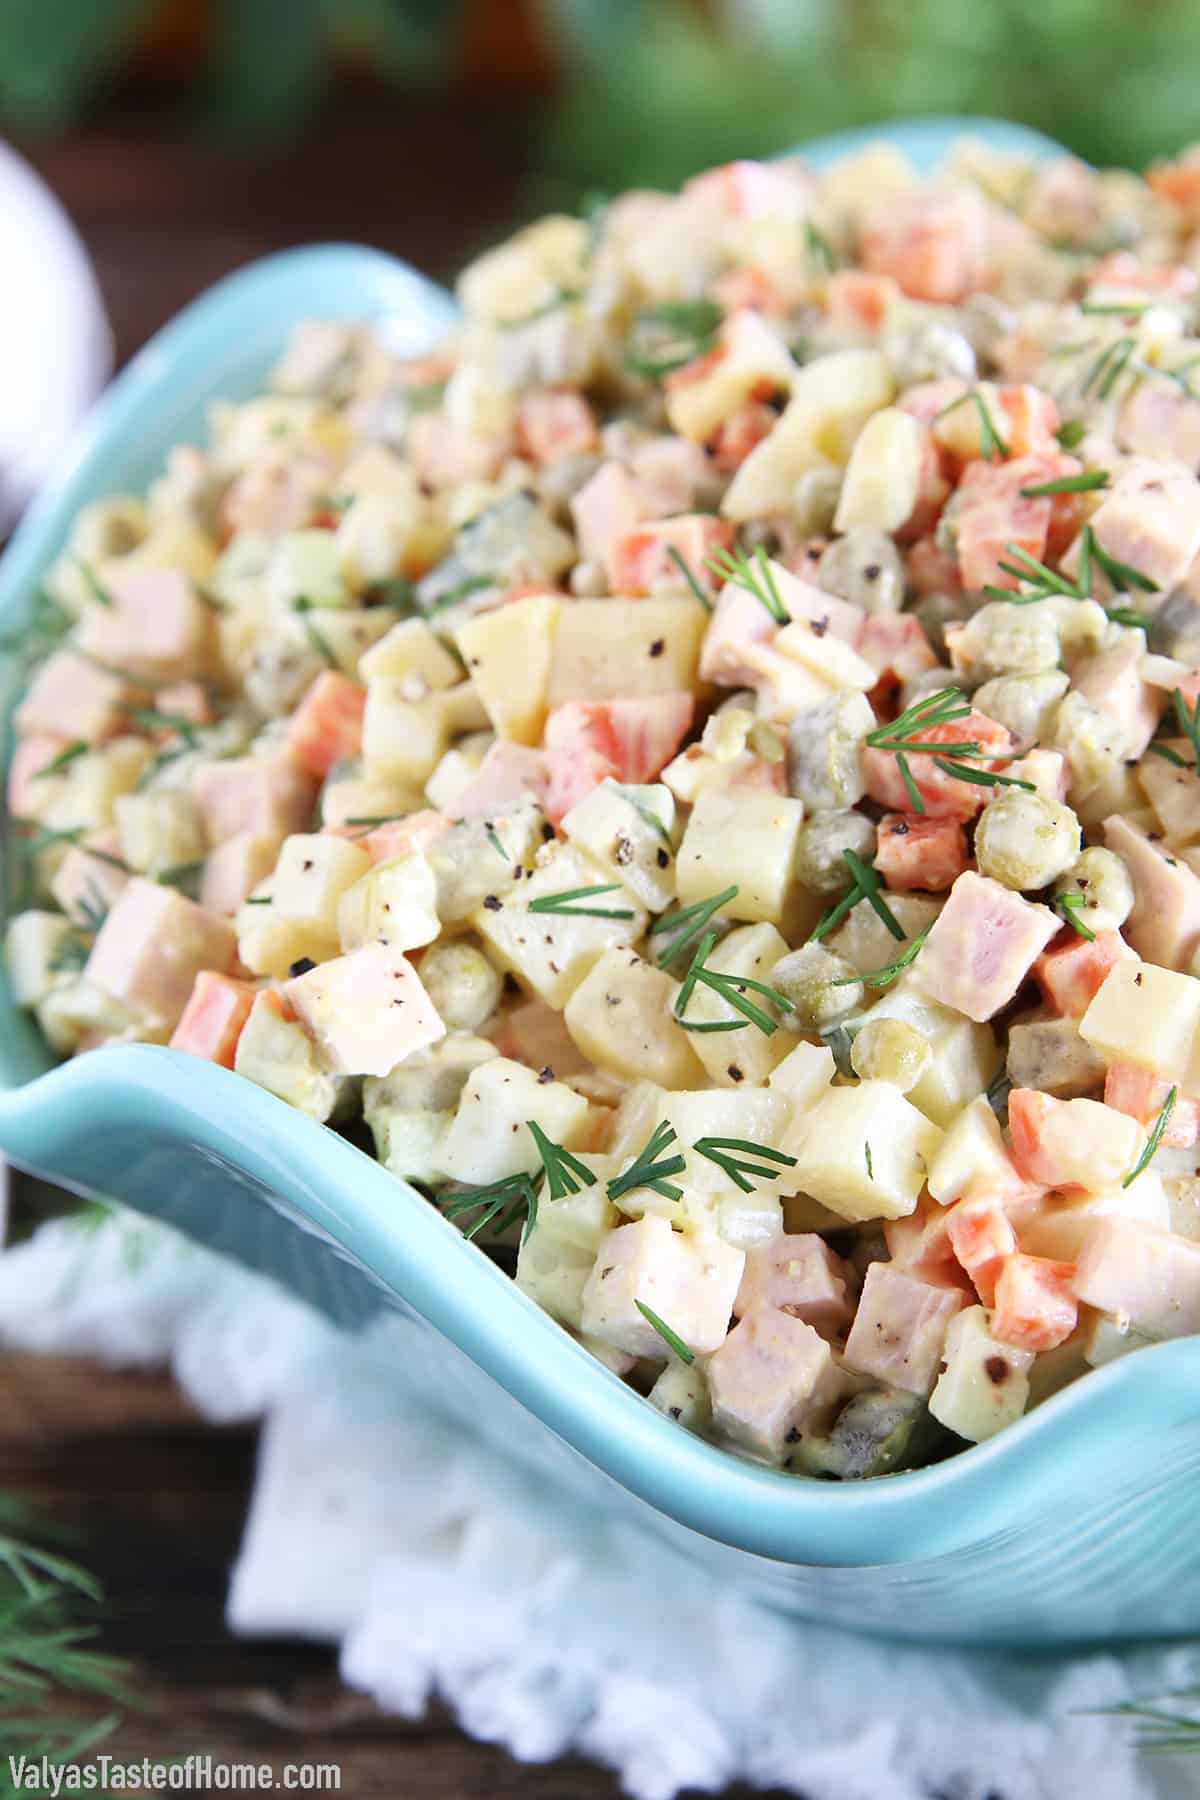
[326,808,451,866]
[7,735,69,818]
[733,1234,852,1335]
[855,612,937,689]
[905,535,963,598]
[1073,1217,1200,1339]
[193,754,316,845]
[199,832,282,916]
[1077,457,1200,593]
[952,455,1066,591]
[945,1193,1019,1305]
[286,671,366,779]
[514,389,599,465]
[684,158,807,220]
[707,399,778,472]
[1118,381,1200,472]
[1104,1062,1200,1147]
[14,650,127,743]
[544,693,694,825]
[841,1262,965,1396]
[450,742,548,821]
[824,270,901,332]
[1033,928,1132,1019]
[862,710,1015,821]
[580,1215,744,1359]
[917,872,1059,1021]
[860,185,987,303]
[85,878,237,1031]
[570,462,643,567]
[49,832,129,926]
[283,941,444,1076]
[1088,250,1198,299]
[169,970,257,1068]
[78,566,216,681]
[1008,1089,1146,1192]
[1103,814,1200,973]
[606,514,734,600]
[875,813,967,892]
[991,1253,1078,1352]
[699,578,779,687]
[706,1306,841,1463]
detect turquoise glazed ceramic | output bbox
[4,120,1199,1646]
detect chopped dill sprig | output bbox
[528,884,635,921]
[705,543,789,624]
[650,885,738,969]
[692,1136,797,1193]
[673,929,795,1036]
[932,389,1009,461]
[1056,891,1096,941]
[834,924,931,987]
[666,545,713,613]
[1018,469,1110,497]
[608,1121,687,1204]
[526,1121,596,1203]
[1123,1087,1177,1187]
[625,300,723,379]
[635,1301,695,1365]
[810,850,905,943]
[441,1171,541,1244]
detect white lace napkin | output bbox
[0,1205,1194,1800]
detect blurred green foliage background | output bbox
[2,0,1200,191]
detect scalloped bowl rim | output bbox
[3,115,1198,1571]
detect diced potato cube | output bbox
[833,405,925,533]
[580,1215,744,1359]
[283,942,444,1077]
[236,892,338,980]
[271,834,372,936]
[455,594,560,745]
[676,787,805,926]
[1020,1170,1170,1260]
[842,1262,965,1395]
[678,923,794,1088]
[561,779,678,912]
[1008,1089,1145,1192]
[647,1360,711,1433]
[766,1039,837,1111]
[427,806,543,924]
[1080,957,1200,1089]
[114,790,207,878]
[786,1080,943,1222]
[266,528,347,610]
[37,980,139,1054]
[42,738,153,836]
[859,976,1001,1128]
[707,1306,841,1461]
[515,1231,594,1329]
[336,851,439,953]
[370,1108,453,1185]
[362,1033,499,1118]
[563,949,705,1088]
[234,989,354,1121]
[85,878,237,1032]
[439,1055,590,1186]
[361,681,470,785]
[359,616,463,690]
[473,843,648,1008]
[927,1094,1024,1206]
[547,599,707,707]
[772,621,877,692]
[928,1305,1034,1442]
[5,911,74,1008]
[665,309,796,443]
[722,348,896,520]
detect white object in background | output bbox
[0,139,112,533]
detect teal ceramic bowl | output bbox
[4,118,1200,1646]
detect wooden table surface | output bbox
[2,96,784,1796]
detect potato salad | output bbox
[11,138,1200,1480]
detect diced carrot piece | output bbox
[875,813,968,892]
[897,430,951,541]
[860,188,985,303]
[514,390,599,465]
[1104,1062,1200,1147]
[606,515,735,599]
[904,535,962,598]
[824,270,900,332]
[169,971,258,1069]
[883,1196,973,1293]
[996,385,1059,458]
[707,399,778,472]
[952,455,1069,591]
[862,708,1014,821]
[1033,929,1130,1019]
[945,1193,1018,1306]
[286,670,366,780]
[712,263,787,317]
[991,1253,1078,1352]
[543,693,694,825]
